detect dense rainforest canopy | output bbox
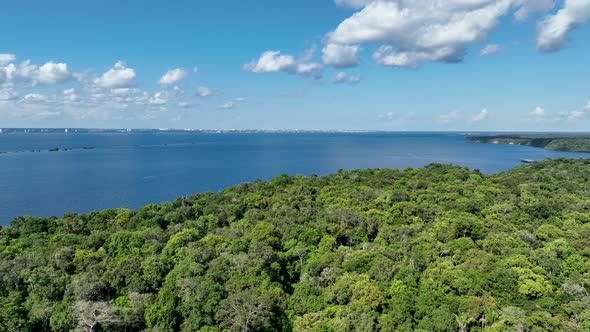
[1,158,590,332]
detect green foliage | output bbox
[49,300,75,332]
[1,158,590,331]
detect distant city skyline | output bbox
[1,0,590,131]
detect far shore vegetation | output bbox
[466,134,590,153]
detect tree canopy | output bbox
[1,158,590,331]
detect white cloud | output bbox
[110,88,140,97]
[63,88,81,104]
[178,101,190,108]
[149,91,169,105]
[23,93,53,105]
[244,50,324,79]
[564,109,588,120]
[480,44,501,56]
[348,75,361,85]
[193,66,199,73]
[197,86,213,97]
[558,101,590,120]
[94,61,136,88]
[243,51,296,73]
[235,97,246,102]
[378,111,396,122]
[322,43,360,68]
[328,0,516,68]
[334,0,374,9]
[537,0,590,52]
[438,111,462,124]
[373,45,459,68]
[333,71,348,83]
[37,62,72,84]
[473,108,490,121]
[332,71,362,85]
[296,62,322,74]
[158,68,187,85]
[530,106,546,121]
[296,62,324,79]
[0,54,16,65]
[0,89,17,101]
[12,61,36,86]
[514,0,554,22]
[0,60,72,87]
[218,102,234,109]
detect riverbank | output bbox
[466,134,590,152]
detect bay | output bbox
[1,131,587,224]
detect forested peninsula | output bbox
[466,135,590,152]
[1,159,590,331]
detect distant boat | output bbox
[521,159,534,163]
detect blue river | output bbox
[0,132,587,224]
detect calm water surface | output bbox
[1,132,588,224]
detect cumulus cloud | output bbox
[243,51,296,73]
[197,86,213,97]
[37,62,72,84]
[0,89,18,101]
[322,43,360,68]
[514,0,554,21]
[0,56,201,124]
[23,93,53,105]
[564,109,588,120]
[373,45,460,68]
[158,68,187,85]
[244,50,323,78]
[328,0,515,68]
[332,71,362,85]
[473,108,490,121]
[378,111,396,122]
[557,101,590,120]
[333,71,348,83]
[329,0,582,68]
[94,61,136,88]
[235,97,246,102]
[149,91,169,105]
[530,106,546,121]
[63,88,81,104]
[438,111,462,124]
[218,102,234,109]
[334,0,374,9]
[480,44,501,56]
[296,62,323,75]
[109,88,139,97]
[0,59,72,87]
[537,0,590,52]
[0,54,16,65]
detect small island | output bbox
[466,134,590,152]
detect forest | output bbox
[1,158,590,331]
[466,135,590,153]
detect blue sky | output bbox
[1,0,590,131]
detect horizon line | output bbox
[1,128,590,134]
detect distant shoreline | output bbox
[2,128,590,135]
[466,134,590,153]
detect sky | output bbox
[1,0,590,131]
